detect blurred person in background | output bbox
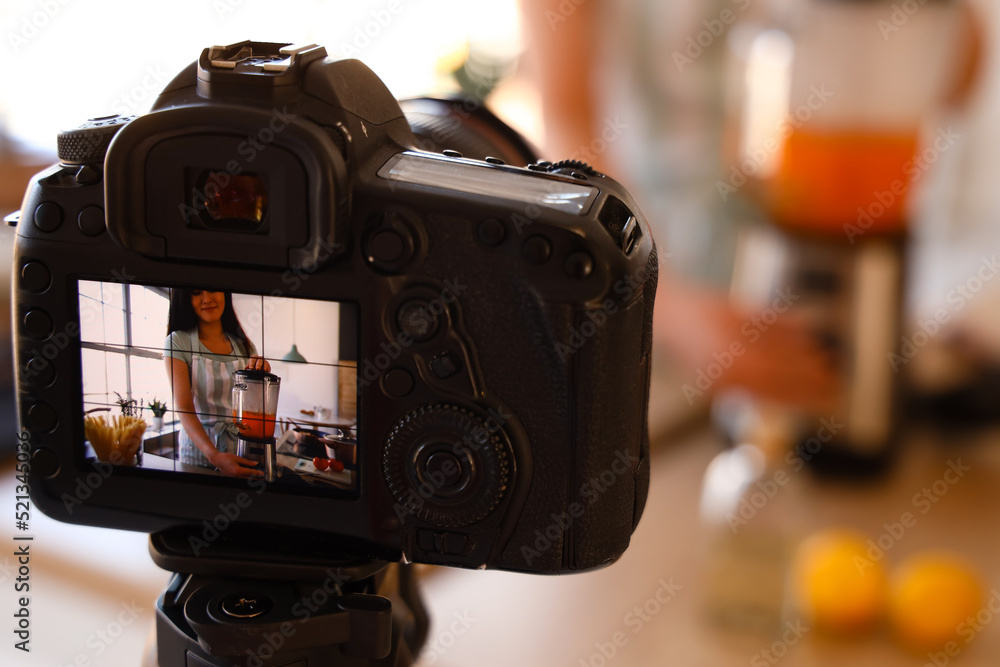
[520,0,840,415]
[519,0,986,423]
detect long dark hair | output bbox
[166,289,251,354]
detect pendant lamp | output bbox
[282,301,308,363]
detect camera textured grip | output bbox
[383,404,510,529]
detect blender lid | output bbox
[234,368,280,382]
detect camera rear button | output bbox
[477,218,505,246]
[33,202,62,232]
[522,236,552,264]
[77,206,106,236]
[383,368,414,398]
[31,448,59,479]
[564,251,594,280]
[24,357,55,387]
[369,230,405,263]
[20,262,51,292]
[23,310,53,339]
[28,402,57,432]
[430,353,462,379]
[396,300,440,342]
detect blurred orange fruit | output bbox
[791,529,887,635]
[887,553,983,653]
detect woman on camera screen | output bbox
[163,289,268,477]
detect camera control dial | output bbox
[383,404,510,528]
[547,159,599,178]
[57,115,135,166]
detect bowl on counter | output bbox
[321,434,357,468]
[292,427,330,458]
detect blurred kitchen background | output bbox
[6,0,1000,665]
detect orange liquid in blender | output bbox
[762,129,919,236]
[233,410,276,440]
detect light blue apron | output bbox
[178,334,247,469]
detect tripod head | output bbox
[149,528,428,666]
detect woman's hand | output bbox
[210,451,264,478]
[656,280,840,414]
[246,356,271,372]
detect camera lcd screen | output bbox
[77,280,359,494]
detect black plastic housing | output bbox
[12,41,657,574]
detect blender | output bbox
[232,369,281,482]
[723,0,976,477]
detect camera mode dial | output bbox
[546,159,599,179]
[57,115,135,166]
[383,404,510,528]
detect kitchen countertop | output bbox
[4,425,1000,666]
[416,429,1000,666]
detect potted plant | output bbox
[147,397,168,431]
[114,391,143,417]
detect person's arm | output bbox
[164,355,261,477]
[520,0,603,168]
[521,0,839,413]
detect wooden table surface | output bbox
[416,429,1000,667]
[5,426,1000,666]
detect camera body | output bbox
[12,42,657,574]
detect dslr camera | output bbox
[12,42,657,574]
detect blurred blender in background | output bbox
[521,0,841,426]
[724,0,982,477]
[521,0,981,474]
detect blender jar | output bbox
[232,369,281,440]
